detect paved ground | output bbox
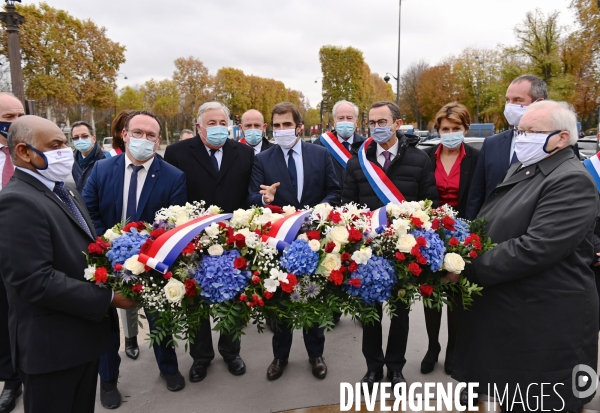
[6,302,600,413]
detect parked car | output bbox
[417,137,485,151]
[577,136,598,161]
[102,137,113,151]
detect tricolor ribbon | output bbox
[138,213,232,273]
[240,137,248,145]
[104,147,123,158]
[584,153,600,193]
[358,137,406,205]
[369,205,389,233]
[261,210,312,251]
[319,131,352,168]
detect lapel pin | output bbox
[69,190,75,197]
[152,174,155,178]
[526,171,530,175]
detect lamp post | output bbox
[0,0,25,105]
[474,56,483,123]
[383,72,399,107]
[396,0,402,108]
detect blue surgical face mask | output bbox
[205,126,229,146]
[336,121,355,139]
[371,126,394,144]
[127,137,156,161]
[74,138,93,153]
[0,122,11,139]
[440,131,465,149]
[243,129,263,146]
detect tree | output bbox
[416,60,464,127]
[141,79,180,144]
[117,86,144,112]
[398,60,428,128]
[172,56,213,128]
[213,67,250,119]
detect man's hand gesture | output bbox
[260,182,280,204]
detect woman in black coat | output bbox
[420,102,479,376]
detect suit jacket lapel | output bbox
[70,190,96,239]
[136,158,160,221]
[190,139,217,178]
[218,140,238,182]
[113,155,125,221]
[497,163,536,188]
[499,129,514,167]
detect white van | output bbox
[102,137,113,151]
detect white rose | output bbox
[208,244,224,256]
[163,278,186,303]
[175,212,191,227]
[321,253,341,274]
[351,248,372,265]
[264,278,280,293]
[204,223,220,238]
[443,253,465,274]
[297,234,309,241]
[412,209,430,224]
[386,203,402,218]
[283,205,296,216]
[103,228,121,242]
[328,226,349,245]
[396,234,417,253]
[84,265,96,281]
[392,219,411,236]
[123,255,146,275]
[206,205,221,214]
[308,239,321,252]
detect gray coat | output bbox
[453,148,599,411]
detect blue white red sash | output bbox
[319,131,352,168]
[262,210,312,251]
[104,147,123,158]
[584,153,600,193]
[240,138,248,145]
[358,137,406,205]
[369,205,389,233]
[138,213,232,273]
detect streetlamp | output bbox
[396,0,402,108]
[118,72,128,80]
[0,0,25,105]
[474,56,483,123]
[383,72,399,107]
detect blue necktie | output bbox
[287,149,298,201]
[126,165,143,223]
[53,182,92,238]
[210,149,219,172]
[510,151,519,165]
[342,141,351,152]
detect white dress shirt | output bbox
[250,140,263,155]
[205,144,223,169]
[376,139,400,168]
[281,139,304,202]
[121,155,154,222]
[338,135,354,146]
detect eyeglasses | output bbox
[368,118,393,128]
[72,134,91,141]
[127,129,160,142]
[515,130,561,137]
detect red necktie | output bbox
[1,146,13,187]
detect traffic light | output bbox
[234,114,240,125]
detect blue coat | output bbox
[246,141,341,208]
[82,154,187,235]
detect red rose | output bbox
[265,204,283,213]
[88,242,103,255]
[408,262,422,276]
[254,229,262,236]
[226,236,235,245]
[348,227,362,243]
[449,237,459,247]
[431,219,441,230]
[324,242,336,253]
[417,255,427,265]
[411,216,423,228]
[131,284,143,294]
[122,222,137,233]
[280,274,298,293]
[94,267,108,284]
[233,257,247,270]
[252,275,261,285]
[234,233,246,248]
[181,242,195,255]
[348,261,359,273]
[469,251,478,258]
[416,236,427,247]
[441,216,455,231]
[395,252,406,261]
[140,239,154,255]
[306,230,321,241]
[95,237,110,250]
[411,245,421,256]
[163,271,172,280]
[150,228,166,239]
[114,264,123,271]
[341,252,352,262]
[218,222,227,229]
[240,293,247,301]
[419,284,434,297]
[328,211,342,223]
[264,291,274,300]
[257,298,265,307]
[348,277,361,287]
[226,227,234,237]
[185,279,197,297]
[328,269,344,285]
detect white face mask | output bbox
[273,129,298,149]
[504,103,528,126]
[28,145,74,182]
[514,131,560,167]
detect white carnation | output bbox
[308,239,321,252]
[204,223,220,238]
[297,234,309,241]
[283,205,296,215]
[351,248,372,265]
[84,265,96,281]
[392,218,411,236]
[103,228,121,242]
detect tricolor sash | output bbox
[584,153,600,193]
[104,147,123,158]
[358,137,406,205]
[369,205,389,233]
[138,213,232,273]
[240,137,247,145]
[319,131,352,168]
[261,210,312,251]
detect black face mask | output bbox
[0,122,11,139]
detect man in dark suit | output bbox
[239,109,273,154]
[342,101,438,392]
[0,93,24,413]
[83,110,187,408]
[247,102,341,381]
[0,115,135,413]
[164,102,253,384]
[313,100,366,192]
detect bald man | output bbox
[0,116,135,413]
[0,92,24,413]
[239,109,273,154]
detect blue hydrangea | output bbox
[445,218,470,242]
[280,240,319,276]
[195,250,251,304]
[106,229,149,267]
[344,256,396,305]
[411,229,446,272]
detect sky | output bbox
[41,0,576,107]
